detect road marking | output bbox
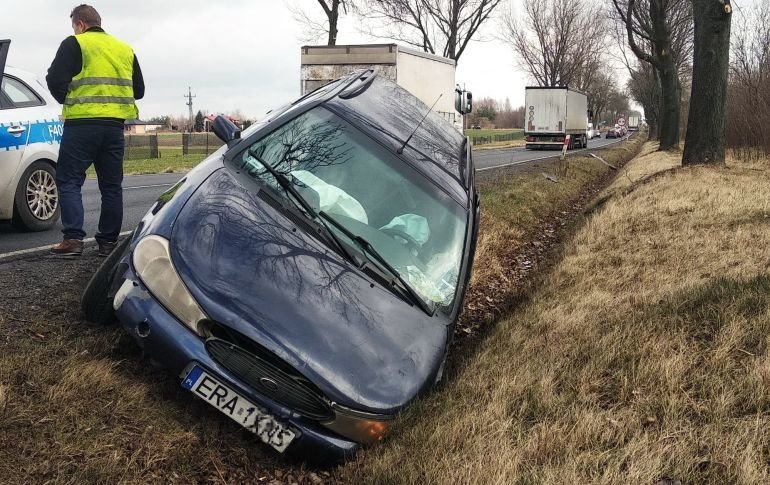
[0,230,133,261]
[124,183,175,190]
[476,139,623,172]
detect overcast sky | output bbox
[3,0,684,120]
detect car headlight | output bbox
[132,235,207,335]
[322,404,394,445]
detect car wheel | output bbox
[81,235,132,325]
[12,160,60,231]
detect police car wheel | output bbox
[12,161,60,232]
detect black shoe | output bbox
[97,240,117,257]
[50,239,84,257]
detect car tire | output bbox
[12,160,60,232]
[81,235,132,325]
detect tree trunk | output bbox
[658,59,681,150]
[642,101,659,139]
[327,1,339,46]
[682,0,732,165]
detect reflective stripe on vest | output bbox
[68,77,133,89]
[62,32,138,120]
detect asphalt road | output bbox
[0,136,625,255]
[473,135,623,171]
[0,173,181,255]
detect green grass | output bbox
[467,128,525,148]
[467,128,522,138]
[85,154,204,177]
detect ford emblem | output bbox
[259,377,279,391]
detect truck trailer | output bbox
[300,44,460,125]
[627,115,640,131]
[524,87,589,150]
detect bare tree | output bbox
[726,0,770,156]
[500,0,606,87]
[358,0,502,61]
[681,0,733,165]
[290,0,350,46]
[611,0,692,150]
[626,60,661,137]
[582,70,617,126]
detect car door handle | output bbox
[7,125,27,136]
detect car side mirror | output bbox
[455,87,473,114]
[213,115,241,146]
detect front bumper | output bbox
[113,265,360,462]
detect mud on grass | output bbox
[0,253,331,484]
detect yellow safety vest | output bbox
[63,31,138,120]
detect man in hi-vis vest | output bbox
[46,4,144,257]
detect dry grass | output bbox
[339,148,770,484]
[459,136,646,336]
[0,137,644,483]
[0,258,310,483]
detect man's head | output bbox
[70,4,101,34]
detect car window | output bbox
[1,76,44,108]
[233,106,468,308]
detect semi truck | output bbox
[628,115,640,131]
[524,87,589,150]
[300,44,461,126]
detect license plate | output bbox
[182,366,297,452]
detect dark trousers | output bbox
[56,124,124,242]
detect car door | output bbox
[0,76,31,210]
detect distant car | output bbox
[471,124,481,129]
[82,70,480,462]
[0,40,63,231]
[605,128,619,139]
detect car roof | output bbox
[323,72,468,201]
[4,66,37,80]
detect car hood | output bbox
[169,168,447,414]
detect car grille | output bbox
[205,332,333,421]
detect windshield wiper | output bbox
[247,148,318,218]
[246,149,359,265]
[318,211,435,316]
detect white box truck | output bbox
[524,87,589,150]
[301,44,460,125]
[628,115,640,131]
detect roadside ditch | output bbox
[0,134,646,484]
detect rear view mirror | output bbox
[213,115,241,146]
[455,88,463,114]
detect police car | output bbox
[1,39,63,231]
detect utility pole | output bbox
[183,87,196,132]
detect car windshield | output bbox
[231,106,468,308]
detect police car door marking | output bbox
[0,119,63,151]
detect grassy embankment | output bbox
[0,136,643,482]
[467,128,525,149]
[340,144,770,484]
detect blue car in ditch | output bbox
[81,70,480,461]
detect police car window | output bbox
[1,76,44,108]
